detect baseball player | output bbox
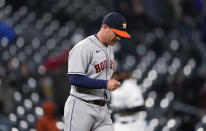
[64,12,131,131]
[111,77,146,131]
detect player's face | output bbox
[110,31,122,46]
[104,26,121,46]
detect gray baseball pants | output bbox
[64,95,114,131]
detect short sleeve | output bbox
[68,43,91,75]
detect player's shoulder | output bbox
[74,35,95,49]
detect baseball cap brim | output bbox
[111,28,131,38]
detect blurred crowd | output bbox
[0,0,206,130]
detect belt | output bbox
[70,94,106,106]
[85,100,106,106]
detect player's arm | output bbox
[69,74,120,91]
[68,43,120,90]
[69,74,107,89]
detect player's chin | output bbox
[110,41,116,46]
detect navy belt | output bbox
[70,94,106,106]
[85,100,106,106]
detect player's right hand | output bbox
[107,79,121,91]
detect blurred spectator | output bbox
[42,49,70,115]
[0,100,11,131]
[0,59,16,113]
[52,74,69,116]
[36,101,59,131]
[0,21,15,43]
[111,74,146,131]
[0,86,14,115]
[179,0,202,18]
[198,66,206,110]
[199,83,206,110]
[194,0,204,14]
[41,76,54,100]
[43,49,69,73]
[177,0,204,35]
[111,76,144,109]
[20,62,29,77]
[115,0,155,31]
[201,17,206,45]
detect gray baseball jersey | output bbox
[68,35,115,101]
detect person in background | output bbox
[36,101,59,131]
[111,73,146,131]
[0,100,11,131]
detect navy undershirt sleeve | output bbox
[69,74,108,89]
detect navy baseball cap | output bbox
[103,12,131,38]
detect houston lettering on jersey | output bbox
[94,60,114,73]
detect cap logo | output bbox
[122,23,127,29]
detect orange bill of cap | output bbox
[111,28,131,38]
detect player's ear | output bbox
[102,24,108,29]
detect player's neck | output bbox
[96,32,108,47]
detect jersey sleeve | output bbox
[68,43,91,75]
[69,74,107,89]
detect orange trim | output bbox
[111,28,131,38]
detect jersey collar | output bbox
[90,35,108,49]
